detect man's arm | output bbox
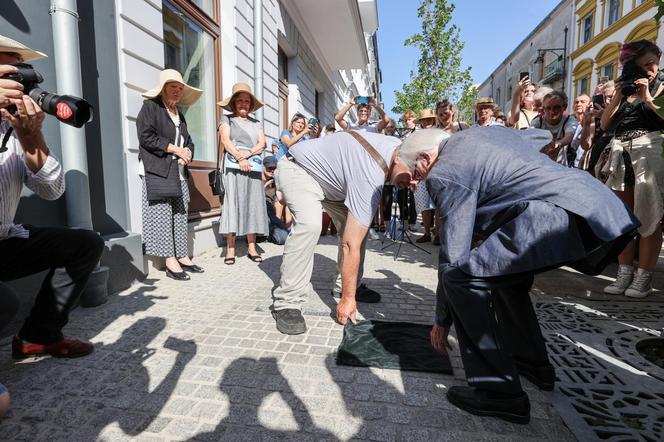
[428,179,478,327]
[336,212,368,325]
[0,96,64,199]
[371,98,389,132]
[335,101,354,130]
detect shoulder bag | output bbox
[208,133,225,196]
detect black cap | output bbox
[263,155,278,168]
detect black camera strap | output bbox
[0,127,13,153]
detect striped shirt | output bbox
[0,121,64,240]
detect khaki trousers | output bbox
[272,159,367,311]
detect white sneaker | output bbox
[624,268,653,298]
[604,265,634,295]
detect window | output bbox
[163,0,217,162]
[579,77,589,95]
[608,0,620,26]
[278,47,289,130]
[602,63,614,80]
[495,88,501,105]
[582,14,593,44]
[189,0,213,16]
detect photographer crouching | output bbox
[0,36,103,385]
[597,40,664,298]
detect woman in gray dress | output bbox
[218,83,269,264]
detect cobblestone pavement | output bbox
[0,232,661,441]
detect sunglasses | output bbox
[265,166,276,172]
[543,105,564,111]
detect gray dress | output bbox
[219,115,269,236]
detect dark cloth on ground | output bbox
[336,320,452,374]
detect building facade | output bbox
[1,0,381,294]
[479,0,662,116]
[570,0,660,97]
[477,0,574,115]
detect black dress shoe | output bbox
[178,263,204,273]
[166,268,190,281]
[514,358,555,391]
[446,386,530,425]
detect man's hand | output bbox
[336,296,357,325]
[430,324,452,354]
[0,96,45,145]
[0,65,23,108]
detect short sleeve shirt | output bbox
[347,121,379,133]
[290,132,400,227]
[530,115,578,142]
[275,129,308,160]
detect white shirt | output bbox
[347,121,379,133]
[0,121,65,239]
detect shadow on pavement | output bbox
[189,357,336,440]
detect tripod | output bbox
[381,186,430,260]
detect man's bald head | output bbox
[397,128,450,168]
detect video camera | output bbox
[4,63,93,128]
[617,62,648,97]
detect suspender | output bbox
[345,130,389,178]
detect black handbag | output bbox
[145,159,182,201]
[208,139,224,196]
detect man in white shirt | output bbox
[335,97,389,133]
[271,129,449,334]
[0,36,104,361]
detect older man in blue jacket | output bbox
[426,126,638,424]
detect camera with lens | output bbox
[4,63,93,128]
[617,62,648,97]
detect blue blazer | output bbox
[427,126,639,278]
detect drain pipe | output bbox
[254,0,264,123]
[50,0,109,307]
[49,0,93,230]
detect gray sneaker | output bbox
[604,265,634,295]
[272,309,307,335]
[624,268,653,298]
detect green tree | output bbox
[392,0,474,119]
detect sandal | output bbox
[224,257,236,265]
[247,254,263,263]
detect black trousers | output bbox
[441,267,549,395]
[0,226,104,344]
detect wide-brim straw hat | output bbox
[217,82,264,113]
[142,69,203,107]
[0,35,47,62]
[415,108,436,124]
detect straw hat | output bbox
[0,35,47,61]
[142,69,203,107]
[475,97,496,108]
[217,82,264,113]
[415,108,436,124]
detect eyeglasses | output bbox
[265,167,276,172]
[543,105,564,111]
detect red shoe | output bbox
[12,336,94,359]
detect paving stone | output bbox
[0,237,620,441]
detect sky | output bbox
[376,0,563,118]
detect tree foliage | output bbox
[392,0,474,119]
